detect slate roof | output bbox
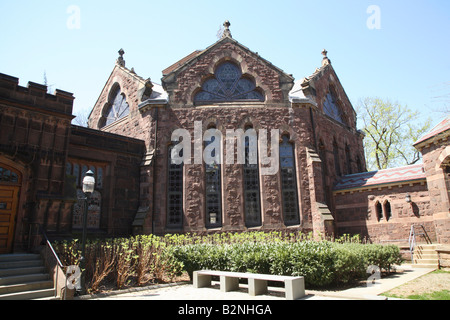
[414,115,450,146]
[334,163,426,191]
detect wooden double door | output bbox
[0,186,19,253]
[0,164,21,253]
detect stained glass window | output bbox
[167,144,183,228]
[243,131,261,227]
[194,62,264,103]
[73,189,101,229]
[279,136,300,225]
[0,166,19,183]
[100,85,130,127]
[205,135,222,227]
[323,90,344,124]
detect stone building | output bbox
[0,73,144,253]
[87,22,365,237]
[1,21,449,254]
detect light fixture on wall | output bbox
[405,193,412,203]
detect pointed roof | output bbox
[161,21,294,83]
[414,115,450,147]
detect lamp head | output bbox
[82,170,95,194]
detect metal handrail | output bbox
[409,224,432,262]
[28,223,69,299]
[409,225,415,262]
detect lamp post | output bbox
[80,170,95,294]
[405,193,412,204]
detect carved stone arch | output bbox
[191,55,270,104]
[238,116,261,131]
[99,82,130,128]
[202,116,223,132]
[436,146,450,171]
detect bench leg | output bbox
[193,272,212,288]
[248,279,268,296]
[220,276,239,292]
[284,277,305,300]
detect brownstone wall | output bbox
[68,125,145,237]
[419,141,450,243]
[87,65,151,146]
[0,73,75,250]
[334,181,435,243]
[162,38,294,107]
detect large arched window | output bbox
[167,144,184,228]
[194,62,264,103]
[279,135,300,225]
[204,129,222,228]
[99,85,130,128]
[243,126,261,227]
[323,88,344,124]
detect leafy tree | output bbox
[357,97,432,171]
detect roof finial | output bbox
[321,49,331,66]
[222,20,232,38]
[117,48,125,67]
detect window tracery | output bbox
[100,85,130,128]
[0,166,20,183]
[279,135,300,225]
[194,62,264,103]
[323,88,344,124]
[167,144,184,228]
[204,133,222,227]
[243,128,261,227]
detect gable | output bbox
[299,55,357,130]
[161,36,294,107]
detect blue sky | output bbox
[0,0,448,128]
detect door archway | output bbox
[0,163,21,253]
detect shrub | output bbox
[53,232,404,292]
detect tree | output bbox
[357,97,432,171]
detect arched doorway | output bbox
[0,163,21,253]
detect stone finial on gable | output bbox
[117,48,126,67]
[322,49,331,66]
[222,20,232,38]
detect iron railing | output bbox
[408,224,432,262]
[28,223,71,300]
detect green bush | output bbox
[54,232,404,292]
[171,238,403,288]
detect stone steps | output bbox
[413,244,439,269]
[0,253,55,300]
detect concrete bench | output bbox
[193,270,305,300]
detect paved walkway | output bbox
[77,264,435,300]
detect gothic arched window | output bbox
[194,62,264,103]
[100,85,130,128]
[167,144,184,228]
[323,88,344,124]
[204,129,222,228]
[375,201,383,222]
[383,200,392,221]
[243,126,261,227]
[279,135,300,225]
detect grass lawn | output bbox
[382,270,450,300]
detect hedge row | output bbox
[54,232,403,292]
[172,241,403,288]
